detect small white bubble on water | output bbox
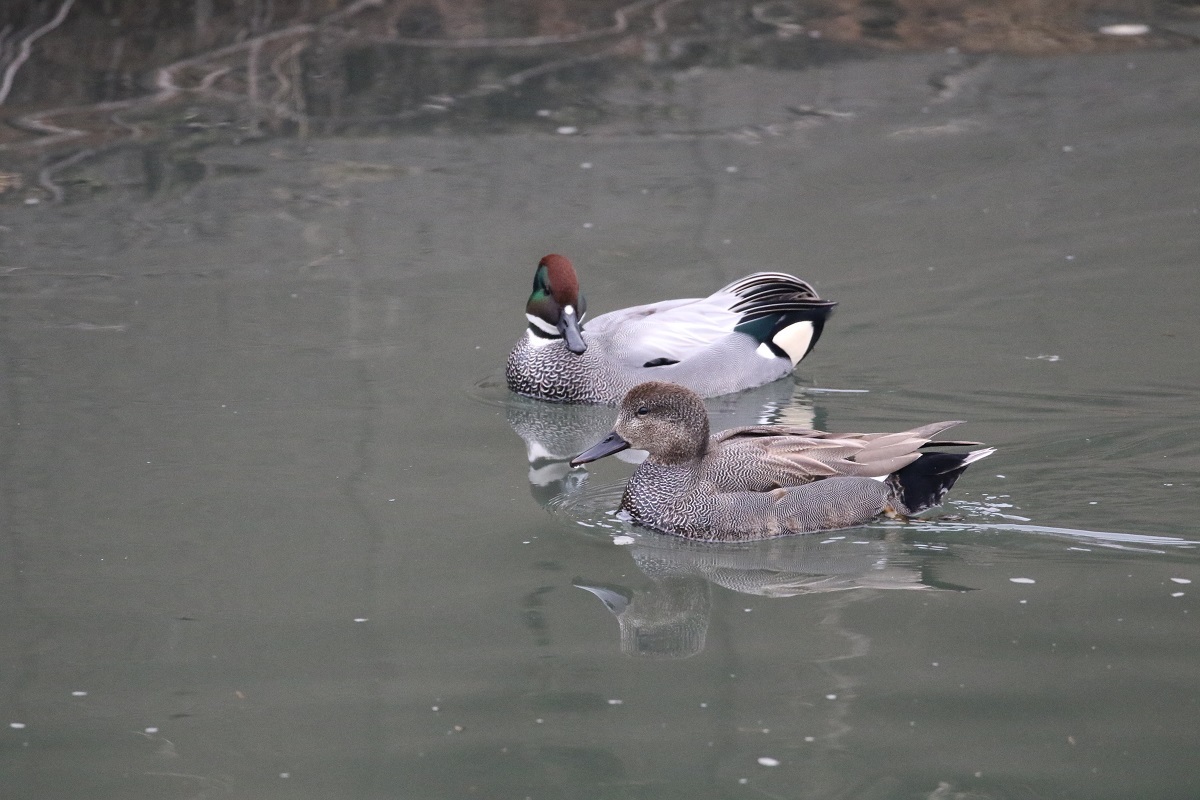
[556,126,578,135]
[580,162,593,169]
[725,166,738,173]
[804,736,815,742]
[1100,23,1150,35]
[612,535,636,546]
[1010,578,1036,584]
[10,722,26,729]
[353,618,368,623]
[1171,578,1191,584]
[1171,592,1185,598]
[279,773,290,779]
[536,109,552,117]
[757,757,780,767]
[144,727,158,734]
[71,691,87,697]
[607,699,623,705]
[825,694,837,700]
[582,222,593,228]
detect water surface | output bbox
[2,36,1199,800]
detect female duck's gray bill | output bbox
[570,430,630,467]
[559,307,587,354]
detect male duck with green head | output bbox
[506,254,837,404]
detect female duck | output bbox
[571,381,994,541]
[506,254,837,404]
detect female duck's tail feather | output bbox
[886,447,996,516]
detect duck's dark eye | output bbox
[636,405,650,417]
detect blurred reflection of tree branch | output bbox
[0,0,75,106]
[0,0,699,200]
[387,0,672,48]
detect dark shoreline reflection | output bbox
[575,529,966,658]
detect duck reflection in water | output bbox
[575,530,969,659]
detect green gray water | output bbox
[2,46,1199,799]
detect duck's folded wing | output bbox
[714,420,969,444]
[703,436,859,492]
[584,272,833,368]
[588,295,743,366]
[706,421,976,492]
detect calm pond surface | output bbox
[2,11,1200,800]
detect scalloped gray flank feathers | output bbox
[571,381,995,541]
[506,254,837,404]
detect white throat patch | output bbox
[526,313,560,338]
[525,329,557,348]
